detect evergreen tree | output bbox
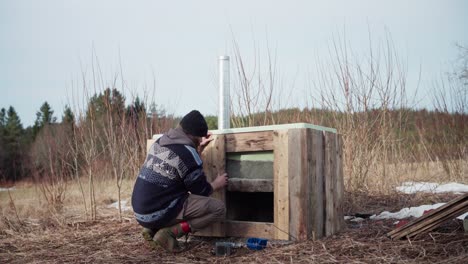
[62,105,75,125]
[33,102,57,138]
[0,108,5,127]
[126,96,146,124]
[87,88,125,121]
[3,106,24,181]
[0,108,6,180]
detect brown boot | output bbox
[153,221,191,253]
[141,228,158,249]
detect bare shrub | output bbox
[430,44,468,182]
[31,124,71,209]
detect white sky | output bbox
[1,0,467,126]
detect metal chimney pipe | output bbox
[218,56,230,129]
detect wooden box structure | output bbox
[147,123,344,241]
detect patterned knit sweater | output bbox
[131,128,213,229]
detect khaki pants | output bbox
[168,194,226,232]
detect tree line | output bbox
[0,88,175,183]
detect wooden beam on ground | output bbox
[225,131,273,152]
[227,179,273,192]
[388,193,468,239]
[405,201,468,238]
[273,130,289,240]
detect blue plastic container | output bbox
[246,238,268,250]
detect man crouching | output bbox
[131,110,228,252]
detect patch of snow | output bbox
[396,182,468,194]
[0,187,15,192]
[371,203,445,220]
[458,212,468,220]
[108,199,132,212]
[344,215,365,222]
[371,202,467,220]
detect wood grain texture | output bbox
[273,130,290,240]
[197,134,226,237]
[309,129,324,239]
[287,129,309,241]
[224,221,275,238]
[335,134,345,231]
[324,132,337,236]
[225,131,273,152]
[388,193,468,239]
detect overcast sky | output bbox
[1,0,467,126]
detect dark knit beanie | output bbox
[180,110,208,137]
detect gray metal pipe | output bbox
[218,56,230,129]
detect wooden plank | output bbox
[391,197,468,239]
[309,129,324,239]
[224,221,275,239]
[388,193,468,237]
[225,131,273,152]
[324,132,337,236]
[197,134,226,237]
[273,130,289,240]
[400,201,468,239]
[227,179,273,192]
[389,195,468,238]
[146,139,156,153]
[288,128,309,241]
[405,202,468,239]
[335,134,345,231]
[211,122,337,134]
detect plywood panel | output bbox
[288,129,309,241]
[309,129,324,239]
[273,130,289,240]
[225,131,273,152]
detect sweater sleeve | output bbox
[183,167,213,196]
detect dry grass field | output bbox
[1,161,467,263]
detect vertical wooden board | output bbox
[197,134,226,237]
[335,134,345,231]
[288,129,309,241]
[324,132,337,236]
[309,129,324,239]
[146,139,156,153]
[273,130,289,240]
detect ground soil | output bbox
[1,192,467,263]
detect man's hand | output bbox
[198,132,214,153]
[210,172,228,191]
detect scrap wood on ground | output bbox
[387,193,468,239]
[1,193,467,263]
